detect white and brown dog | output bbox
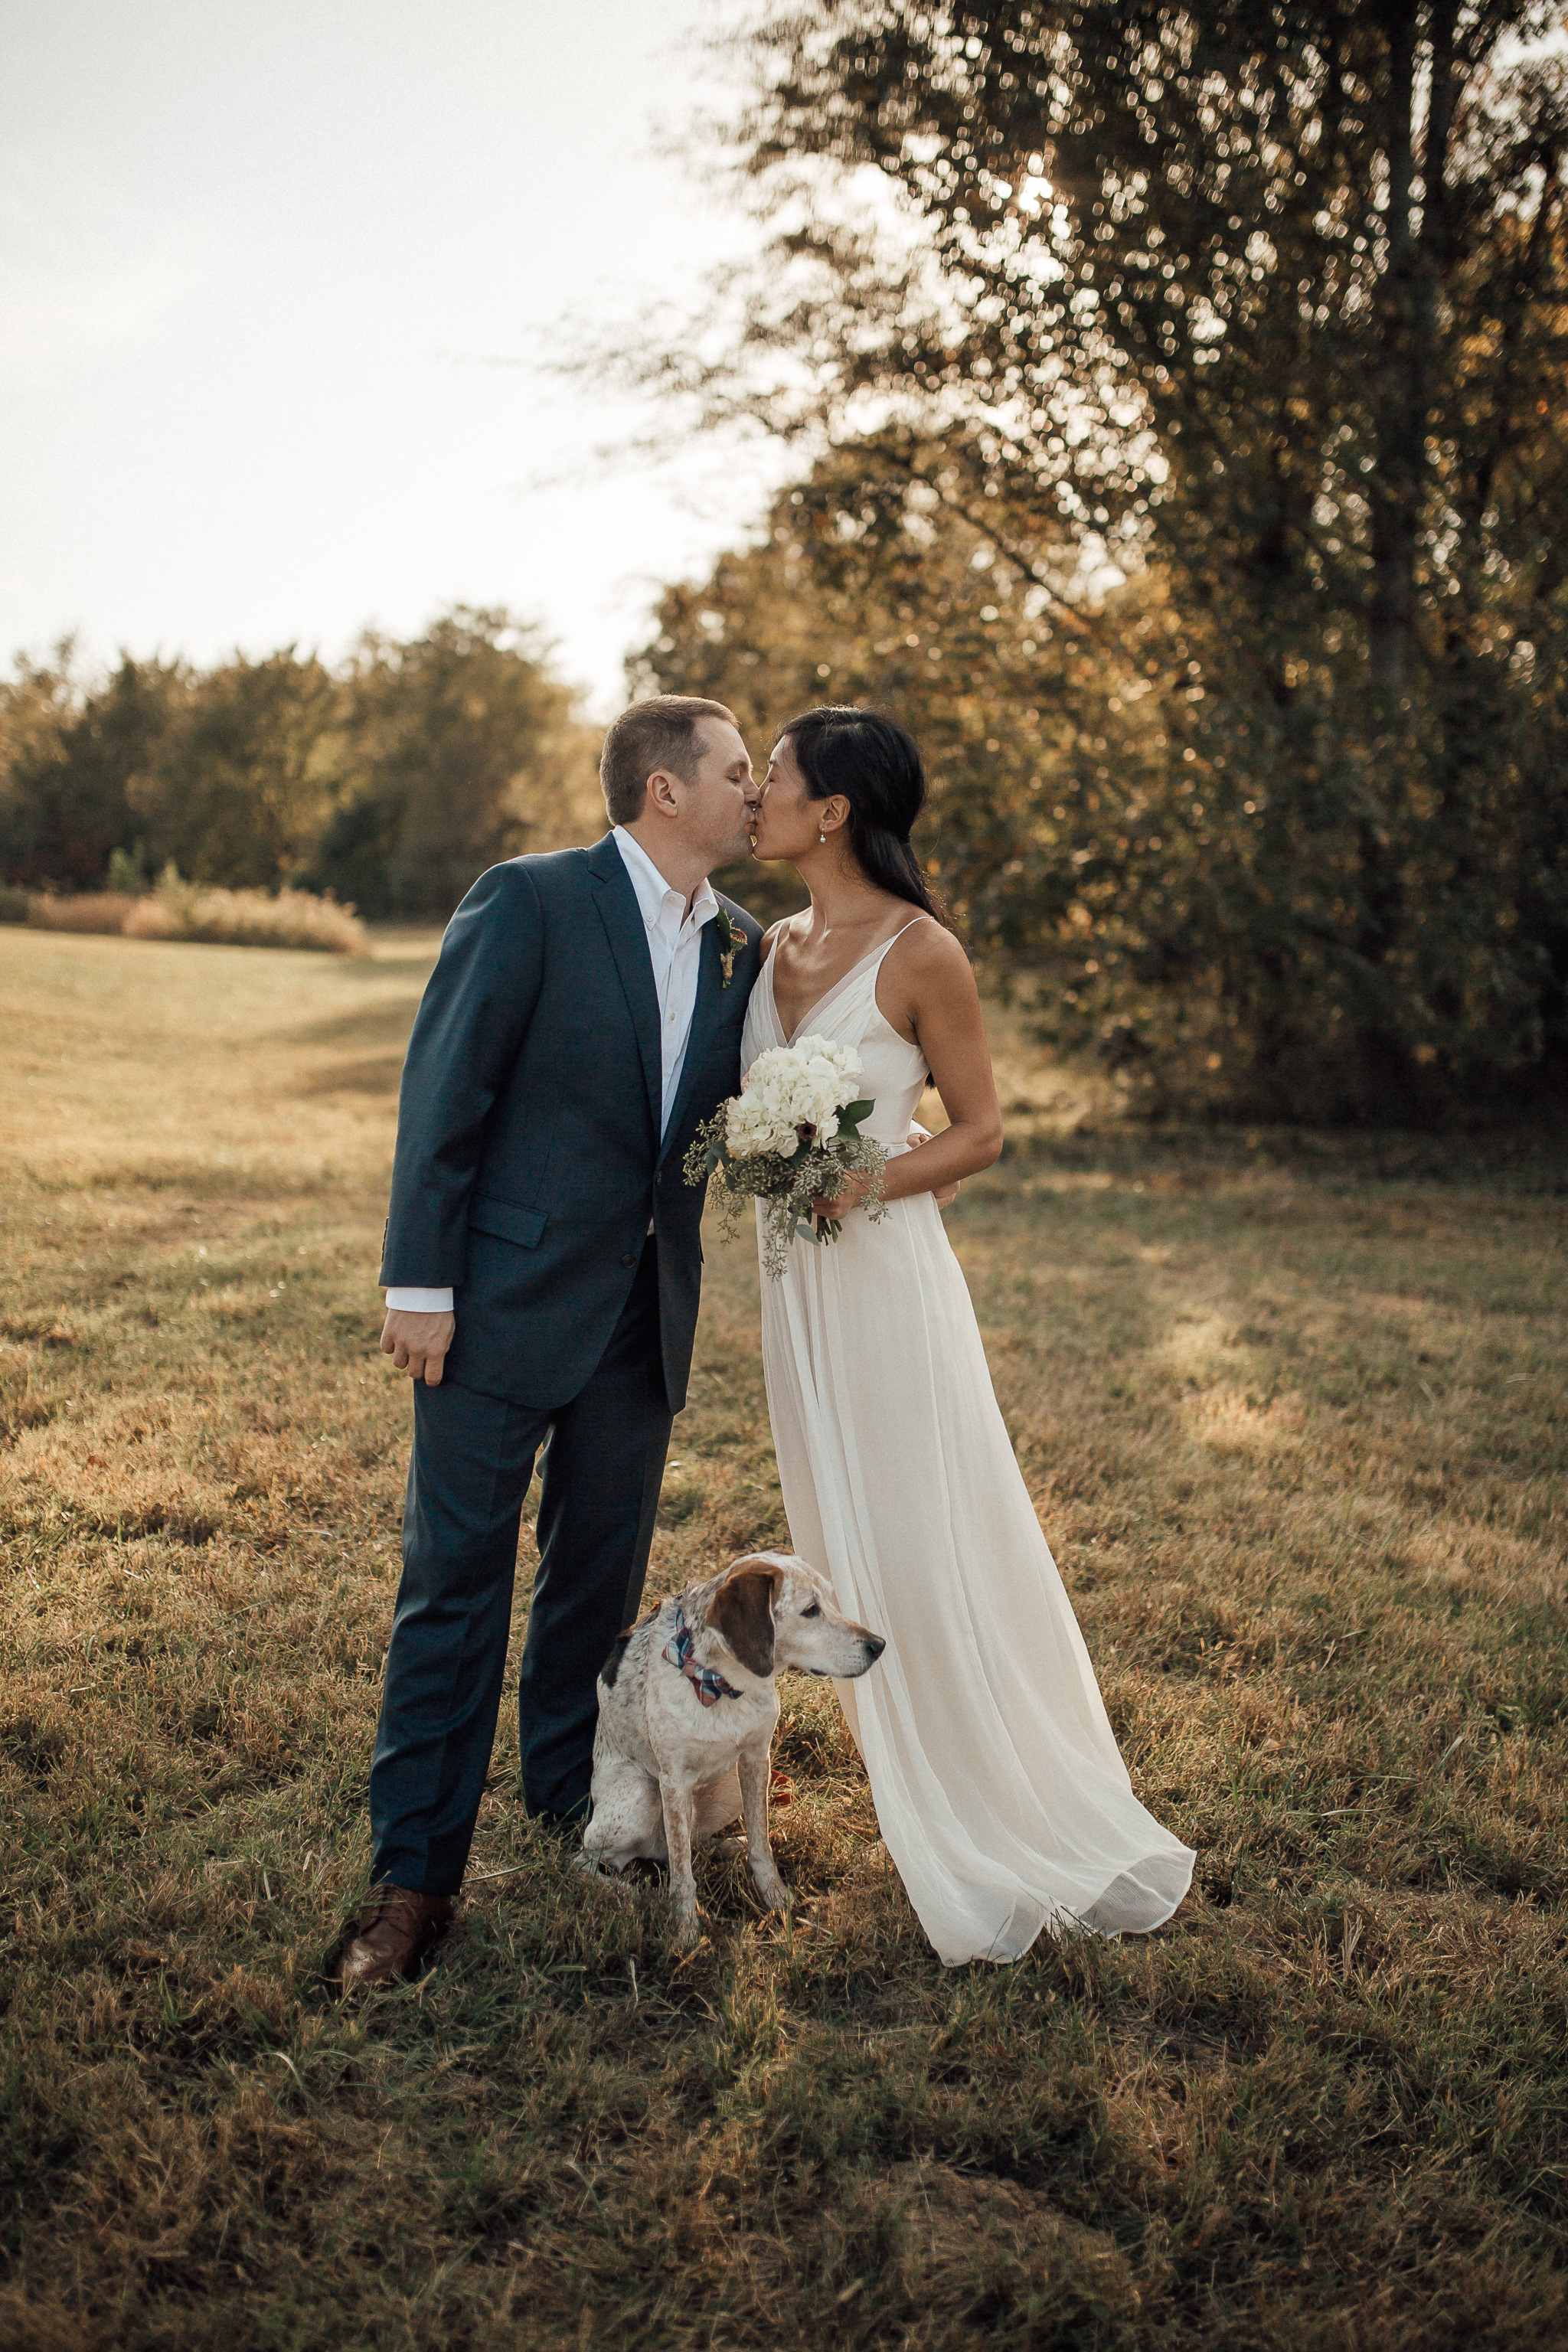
[581,1552,885,1943]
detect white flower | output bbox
[724,1091,798,1159]
[685,1027,888,1278]
[727,1036,864,1161]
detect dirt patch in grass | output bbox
[0,926,1564,2349]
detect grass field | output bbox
[2,923,1566,2351]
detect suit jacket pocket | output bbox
[468,1195,548,1249]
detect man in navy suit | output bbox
[329,697,763,1991]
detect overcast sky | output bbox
[1,0,779,714]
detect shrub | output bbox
[104,846,151,896]
[28,893,137,936]
[26,879,366,956]
[124,884,366,956]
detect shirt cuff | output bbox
[385,1287,455,1313]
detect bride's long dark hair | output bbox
[779,705,951,927]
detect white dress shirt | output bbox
[385,827,719,1314]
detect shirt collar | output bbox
[612,826,719,936]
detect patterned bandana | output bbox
[662,1602,742,1706]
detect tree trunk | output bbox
[1367,0,1456,707]
[1367,0,1424,704]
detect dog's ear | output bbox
[708,1563,783,1679]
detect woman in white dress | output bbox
[742,705,1194,1966]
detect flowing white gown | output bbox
[741,923,1194,1965]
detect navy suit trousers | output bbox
[368,1237,671,1894]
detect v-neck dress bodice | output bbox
[741,923,931,1156]
[736,921,1194,1966]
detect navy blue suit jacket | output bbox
[381,835,763,1410]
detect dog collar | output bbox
[662,1602,742,1706]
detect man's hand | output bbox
[907,1121,961,1210]
[381,1308,456,1386]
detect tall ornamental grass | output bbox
[17,875,367,955]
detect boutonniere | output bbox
[714,905,740,987]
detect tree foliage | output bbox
[639,450,1270,1106]
[0,611,603,920]
[315,612,599,919]
[147,652,343,893]
[669,0,1568,1113]
[0,649,186,896]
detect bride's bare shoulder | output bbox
[892,915,975,990]
[878,913,981,1041]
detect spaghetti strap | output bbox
[874,915,929,962]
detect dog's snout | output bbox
[864,1634,886,1661]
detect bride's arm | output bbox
[821,923,1004,1210]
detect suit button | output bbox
[619,1253,637,1268]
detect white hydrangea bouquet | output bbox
[683,1034,889,1279]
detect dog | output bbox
[580,1551,885,1943]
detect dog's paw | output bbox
[752,1866,790,1913]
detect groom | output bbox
[328,697,763,1993]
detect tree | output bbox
[639,449,1276,1106]
[312,609,603,919]
[0,650,188,892]
[668,1,1568,1112]
[742,4,1568,675]
[0,609,606,920]
[139,651,342,890]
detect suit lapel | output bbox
[658,921,725,1168]
[586,835,661,1140]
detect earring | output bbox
[818,829,826,844]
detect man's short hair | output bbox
[599,695,739,827]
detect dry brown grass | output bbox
[24,884,366,954]
[1,923,1565,2350]
[21,890,139,935]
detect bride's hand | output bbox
[907,1121,961,1210]
[812,1129,962,1218]
[810,1168,875,1219]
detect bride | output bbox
[742,704,1194,1965]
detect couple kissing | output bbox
[328,695,1194,1988]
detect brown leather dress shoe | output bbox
[326,1884,454,1995]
